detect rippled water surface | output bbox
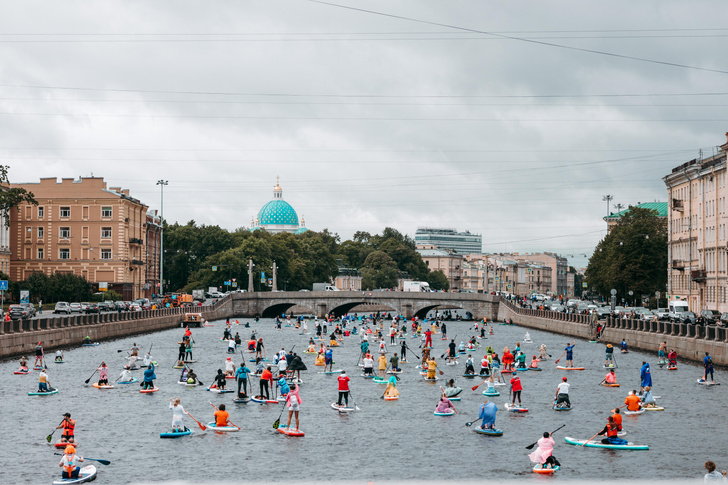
[2,318,725,483]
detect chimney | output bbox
[720,132,728,152]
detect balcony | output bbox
[672,198,684,212]
[129,237,144,245]
[130,259,145,266]
[691,269,706,282]
[672,260,685,271]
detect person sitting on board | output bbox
[464,355,475,375]
[605,344,614,367]
[179,367,189,383]
[478,399,497,429]
[226,338,236,354]
[59,445,84,479]
[187,369,197,385]
[426,356,438,380]
[169,398,188,432]
[141,363,156,390]
[213,404,230,427]
[143,352,153,368]
[223,328,232,340]
[55,350,63,362]
[554,377,570,408]
[435,394,456,414]
[278,376,291,398]
[620,339,628,352]
[389,353,400,372]
[38,367,50,392]
[529,356,540,369]
[362,353,374,375]
[703,461,727,481]
[625,390,642,411]
[597,416,627,445]
[58,413,75,443]
[529,431,561,469]
[19,356,28,372]
[255,358,264,375]
[564,341,576,367]
[610,408,623,431]
[97,362,109,386]
[641,386,657,408]
[213,369,227,390]
[82,336,91,345]
[247,339,256,351]
[668,350,678,368]
[524,332,531,342]
[223,357,234,377]
[384,376,399,399]
[119,368,133,383]
[127,354,139,370]
[515,351,527,369]
[604,369,617,385]
[479,356,490,376]
[444,378,462,398]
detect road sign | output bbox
[20,290,30,304]
[261,271,266,283]
[0,280,7,290]
[224,280,231,286]
[495,277,500,281]
[507,284,512,289]
[582,282,587,288]
[232,282,237,288]
[212,266,218,272]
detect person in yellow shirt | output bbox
[624,390,642,411]
[378,354,387,378]
[427,357,438,380]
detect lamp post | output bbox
[156,180,168,296]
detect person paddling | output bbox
[596,416,627,444]
[97,362,109,386]
[465,355,475,375]
[604,369,617,385]
[435,394,457,414]
[285,383,302,431]
[142,362,156,390]
[337,370,351,408]
[38,367,51,392]
[58,413,76,443]
[169,398,188,432]
[703,352,715,382]
[620,339,628,352]
[384,375,399,399]
[510,372,523,406]
[554,377,570,408]
[119,368,133,383]
[478,399,498,430]
[564,341,576,367]
[235,362,251,398]
[625,390,642,411]
[529,431,561,469]
[19,356,28,372]
[426,356,438,380]
[605,344,614,367]
[34,342,44,368]
[212,369,227,391]
[325,346,334,373]
[640,361,652,393]
[213,403,230,427]
[58,445,84,480]
[259,366,273,400]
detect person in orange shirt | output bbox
[624,390,642,411]
[213,404,230,427]
[610,408,623,431]
[259,366,273,399]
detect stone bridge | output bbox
[226,291,500,320]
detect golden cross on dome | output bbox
[276,175,280,186]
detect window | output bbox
[59,248,70,260]
[38,227,43,239]
[101,227,112,238]
[101,249,112,260]
[38,207,44,218]
[101,207,112,218]
[59,227,70,238]
[60,207,70,218]
[38,248,44,259]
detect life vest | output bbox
[62,419,75,436]
[606,424,618,437]
[62,454,78,477]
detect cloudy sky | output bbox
[3,1,727,268]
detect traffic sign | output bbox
[582,282,587,288]
[232,282,237,288]
[212,266,218,272]
[0,280,7,290]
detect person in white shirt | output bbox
[554,377,571,407]
[169,397,188,432]
[362,355,374,375]
[224,357,235,376]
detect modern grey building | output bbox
[415,227,482,255]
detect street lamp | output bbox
[156,180,168,296]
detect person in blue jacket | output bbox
[620,339,628,352]
[235,362,251,398]
[639,361,652,393]
[564,341,576,367]
[278,376,291,398]
[142,362,156,390]
[703,352,714,382]
[479,399,498,430]
[324,347,334,373]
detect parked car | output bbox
[85,303,99,314]
[54,302,72,314]
[9,303,37,319]
[129,303,142,311]
[69,303,82,313]
[680,311,697,324]
[700,309,720,325]
[654,308,669,320]
[80,302,90,312]
[114,301,128,312]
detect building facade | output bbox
[9,177,152,300]
[463,254,552,296]
[503,252,567,297]
[416,245,463,290]
[414,227,482,255]
[145,209,162,298]
[663,133,728,313]
[0,196,9,275]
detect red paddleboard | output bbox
[140,387,159,393]
[501,369,513,374]
[14,370,32,375]
[276,425,305,437]
[556,366,585,370]
[54,442,79,449]
[225,375,235,379]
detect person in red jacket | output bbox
[502,347,514,371]
[424,329,433,349]
[510,372,523,406]
[336,370,350,408]
[259,366,273,400]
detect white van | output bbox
[668,300,689,313]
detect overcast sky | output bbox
[4,1,728,268]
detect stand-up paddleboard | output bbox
[533,465,560,474]
[473,426,503,436]
[446,361,459,366]
[28,389,58,396]
[501,369,514,374]
[140,387,159,393]
[434,410,455,416]
[462,374,478,378]
[601,383,620,387]
[287,378,304,384]
[33,366,44,371]
[448,396,461,401]
[527,367,542,371]
[319,370,343,374]
[556,366,585,370]
[603,365,616,369]
[384,395,399,401]
[564,436,648,450]
[52,465,97,485]
[224,375,235,379]
[118,378,137,384]
[207,422,240,432]
[697,379,720,386]
[624,409,644,415]
[372,377,388,384]
[386,370,403,374]
[54,360,65,364]
[553,402,572,411]
[331,402,355,412]
[81,343,100,347]
[251,396,279,404]
[276,425,305,437]
[233,397,251,403]
[172,365,185,369]
[54,442,79,449]
[206,387,233,393]
[92,383,115,389]
[620,350,629,354]
[504,403,529,413]
[14,369,32,375]
[183,360,198,364]
[643,406,665,411]
[160,428,193,438]
[515,367,529,372]
[668,365,677,370]
[423,376,439,382]
[302,351,316,354]
[482,389,500,396]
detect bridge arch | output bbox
[261,302,315,318]
[413,303,464,320]
[329,301,399,318]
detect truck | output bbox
[192,289,205,302]
[313,283,339,291]
[402,281,432,292]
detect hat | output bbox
[65,445,76,454]
[63,412,71,417]
[226,357,231,361]
[562,377,567,381]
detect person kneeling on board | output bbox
[597,416,627,445]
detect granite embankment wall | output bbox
[498,299,728,366]
[0,297,234,360]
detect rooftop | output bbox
[604,201,667,220]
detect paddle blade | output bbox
[525,442,537,450]
[471,384,480,391]
[87,458,111,466]
[46,434,52,443]
[273,419,280,429]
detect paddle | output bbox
[273,408,284,429]
[598,378,606,386]
[46,419,65,443]
[554,351,566,365]
[84,363,102,385]
[525,424,566,449]
[582,430,602,447]
[347,389,361,410]
[53,453,110,466]
[612,353,618,369]
[208,402,240,429]
[439,334,457,359]
[185,411,207,431]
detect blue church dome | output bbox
[294,227,309,235]
[258,199,299,226]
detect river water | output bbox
[2,317,725,483]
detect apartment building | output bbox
[416,245,463,290]
[462,254,552,296]
[663,133,728,313]
[9,177,154,300]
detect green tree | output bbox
[585,207,667,303]
[0,165,38,227]
[361,251,399,289]
[426,269,450,291]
